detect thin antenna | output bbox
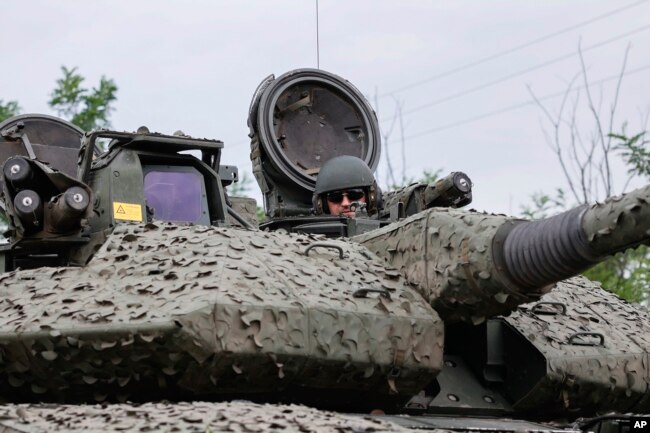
[316,0,320,68]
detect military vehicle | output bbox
[0,69,647,432]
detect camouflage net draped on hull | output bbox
[506,276,650,414]
[0,223,442,403]
[0,401,414,433]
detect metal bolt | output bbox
[10,164,20,174]
[22,196,33,207]
[72,193,84,203]
[447,394,459,402]
[483,395,495,404]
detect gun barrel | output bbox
[354,185,650,323]
[498,186,650,291]
[45,186,91,233]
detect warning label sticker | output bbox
[113,202,143,222]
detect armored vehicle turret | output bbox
[0,69,648,432]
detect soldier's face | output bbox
[326,189,366,218]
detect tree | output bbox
[1,67,119,228]
[226,171,253,196]
[525,46,649,304]
[1,66,118,131]
[613,126,650,179]
[0,100,20,123]
[370,89,446,190]
[371,90,409,190]
[49,66,118,131]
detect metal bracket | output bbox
[1,122,36,159]
[531,301,566,315]
[568,332,605,347]
[353,288,391,300]
[304,242,344,259]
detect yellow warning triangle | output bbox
[116,205,126,214]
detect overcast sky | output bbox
[2,0,649,214]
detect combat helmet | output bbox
[312,155,380,215]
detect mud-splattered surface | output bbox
[0,401,413,432]
[0,223,442,401]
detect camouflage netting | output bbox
[506,276,650,414]
[0,401,415,432]
[228,196,259,229]
[0,223,442,402]
[353,208,527,324]
[581,185,650,254]
[354,185,650,324]
[380,183,427,217]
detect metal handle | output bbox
[531,302,566,315]
[353,288,391,300]
[304,242,344,259]
[568,332,605,347]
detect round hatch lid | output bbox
[250,69,381,192]
[0,114,83,149]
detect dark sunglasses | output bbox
[326,188,365,204]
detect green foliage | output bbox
[523,126,649,303]
[610,130,650,179]
[256,206,266,223]
[0,100,20,233]
[520,188,566,219]
[226,171,253,196]
[390,168,442,189]
[49,66,118,131]
[419,169,442,184]
[592,129,649,302]
[583,246,649,304]
[0,100,20,123]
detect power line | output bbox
[316,0,320,69]
[403,63,650,140]
[380,0,650,97]
[381,23,650,122]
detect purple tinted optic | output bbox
[144,171,202,222]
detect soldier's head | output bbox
[313,155,380,218]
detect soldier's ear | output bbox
[319,196,328,214]
[312,195,327,215]
[367,183,382,215]
[375,184,383,211]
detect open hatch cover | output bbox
[248,69,381,216]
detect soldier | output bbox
[312,155,381,218]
